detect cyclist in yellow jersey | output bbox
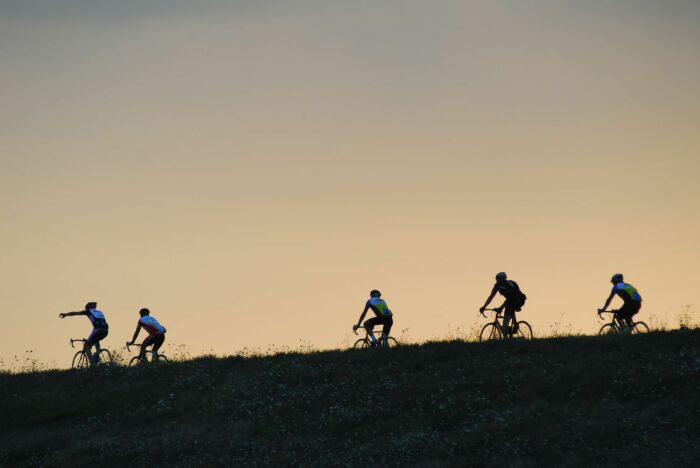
[598,273,642,332]
[353,290,394,347]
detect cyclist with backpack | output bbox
[479,272,527,338]
[353,290,394,347]
[59,301,109,365]
[127,308,167,363]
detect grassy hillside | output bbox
[1,330,699,467]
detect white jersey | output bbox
[139,316,166,335]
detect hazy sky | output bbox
[2,1,699,367]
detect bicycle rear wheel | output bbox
[353,338,369,349]
[385,337,399,348]
[480,323,502,341]
[155,354,169,363]
[632,321,650,334]
[72,351,89,369]
[513,321,533,339]
[598,324,618,336]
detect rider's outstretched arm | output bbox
[129,323,142,345]
[600,292,615,312]
[59,310,85,318]
[354,304,370,329]
[480,291,497,312]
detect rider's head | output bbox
[370,289,381,298]
[139,308,150,317]
[85,302,97,310]
[495,272,507,282]
[611,273,624,284]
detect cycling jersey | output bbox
[492,280,526,304]
[139,316,166,336]
[86,309,108,329]
[367,297,392,317]
[612,282,642,304]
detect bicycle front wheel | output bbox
[72,351,89,369]
[97,349,113,366]
[128,356,142,367]
[353,338,369,349]
[513,321,533,339]
[598,324,618,336]
[632,321,650,334]
[480,323,502,341]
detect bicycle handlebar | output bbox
[480,308,503,318]
[126,342,142,352]
[70,338,86,348]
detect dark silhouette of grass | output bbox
[1,330,699,466]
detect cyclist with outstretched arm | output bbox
[128,308,167,363]
[59,301,109,365]
[479,272,527,338]
[598,273,642,333]
[353,290,394,347]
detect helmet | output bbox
[611,273,624,283]
[370,290,381,298]
[139,308,150,316]
[85,302,97,310]
[495,272,507,281]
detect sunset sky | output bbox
[2,1,699,367]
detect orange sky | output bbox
[1,1,699,367]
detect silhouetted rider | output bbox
[128,308,167,363]
[353,290,394,347]
[598,273,642,333]
[480,272,527,337]
[59,301,109,365]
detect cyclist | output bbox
[59,301,109,365]
[598,273,642,333]
[353,290,393,347]
[127,308,167,363]
[479,272,527,338]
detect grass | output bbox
[1,329,699,466]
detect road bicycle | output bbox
[479,308,533,341]
[597,310,650,335]
[70,338,113,369]
[126,342,169,366]
[352,326,399,349]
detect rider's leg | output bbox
[151,334,165,362]
[85,328,103,365]
[364,318,379,344]
[618,304,633,333]
[140,334,155,362]
[83,340,95,364]
[381,316,394,346]
[502,304,515,338]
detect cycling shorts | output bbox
[364,315,393,336]
[503,299,524,315]
[142,333,165,352]
[617,301,641,321]
[86,328,108,346]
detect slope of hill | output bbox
[1,330,699,467]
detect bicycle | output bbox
[70,338,113,369]
[597,310,650,335]
[126,342,169,366]
[479,308,533,341]
[352,326,399,349]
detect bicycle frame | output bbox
[354,326,391,343]
[598,310,624,330]
[481,308,514,333]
